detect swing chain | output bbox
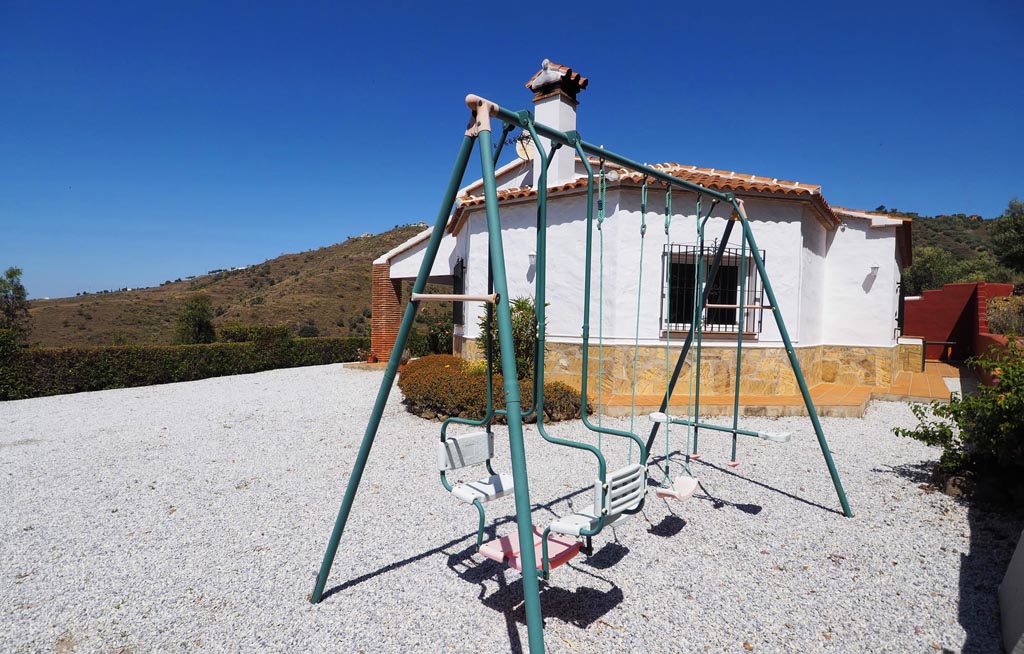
[640,180,648,236]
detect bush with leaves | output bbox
[992,198,1024,273]
[397,353,585,422]
[0,267,31,346]
[894,338,1024,474]
[0,336,369,401]
[475,296,542,379]
[217,323,292,344]
[175,294,216,344]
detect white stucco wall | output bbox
[455,190,811,347]
[388,228,462,281]
[799,211,828,345]
[822,219,900,346]
[388,189,903,349]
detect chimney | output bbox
[525,59,588,188]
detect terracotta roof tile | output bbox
[524,61,588,92]
[452,161,839,230]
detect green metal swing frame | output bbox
[309,94,853,654]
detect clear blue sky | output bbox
[2,1,1021,299]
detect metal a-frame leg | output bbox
[310,135,476,604]
[475,107,546,654]
[732,200,853,518]
[645,203,853,518]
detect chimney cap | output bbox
[525,59,588,104]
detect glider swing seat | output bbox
[310,92,854,654]
[451,123,650,578]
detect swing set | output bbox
[310,94,853,654]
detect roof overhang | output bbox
[832,206,913,268]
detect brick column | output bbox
[371,262,403,361]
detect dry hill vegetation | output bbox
[28,225,446,348]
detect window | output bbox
[453,258,465,326]
[662,244,765,335]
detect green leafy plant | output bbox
[397,353,585,422]
[174,294,216,344]
[0,336,369,401]
[894,337,1024,474]
[217,323,292,344]
[475,296,541,379]
[0,267,31,346]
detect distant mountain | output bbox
[881,207,999,260]
[28,224,436,347]
[25,208,1012,348]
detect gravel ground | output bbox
[2,364,1021,653]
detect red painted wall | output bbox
[903,282,1015,361]
[902,283,979,360]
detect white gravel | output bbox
[1,364,1020,653]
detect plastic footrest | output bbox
[479,528,581,572]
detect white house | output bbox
[371,61,916,408]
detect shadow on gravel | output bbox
[318,486,596,600]
[872,461,933,485]
[441,542,626,653]
[584,541,629,569]
[319,530,481,600]
[695,459,844,516]
[958,497,1024,652]
[879,458,1024,652]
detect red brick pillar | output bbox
[371,262,403,361]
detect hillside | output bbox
[28,224,439,348]
[884,208,999,260]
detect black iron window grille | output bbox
[661,243,765,335]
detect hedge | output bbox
[397,354,586,422]
[0,336,369,400]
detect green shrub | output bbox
[174,294,216,344]
[217,323,293,344]
[397,353,585,422]
[406,328,431,358]
[0,336,369,401]
[475,296,542,379]
[894,337,1024,473]
[427,319,453,355]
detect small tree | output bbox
[992,198,1024,273]
[475,296,541,379]
[894,338,1024,474]
[0,267,31,346]
[902,246,959,295]
[174,294,216,344]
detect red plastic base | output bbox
[479,527,581,572]
[688,453,701,461]
[727,460,740,468]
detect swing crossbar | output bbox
[411,292,498,304]
[488,101,733,203]
[649,412,790,443]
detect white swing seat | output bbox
[451,474,514,504]
[549,464,646,537]
[656,475,698,502]
[651,412,792,444]
[438,432,515,504]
